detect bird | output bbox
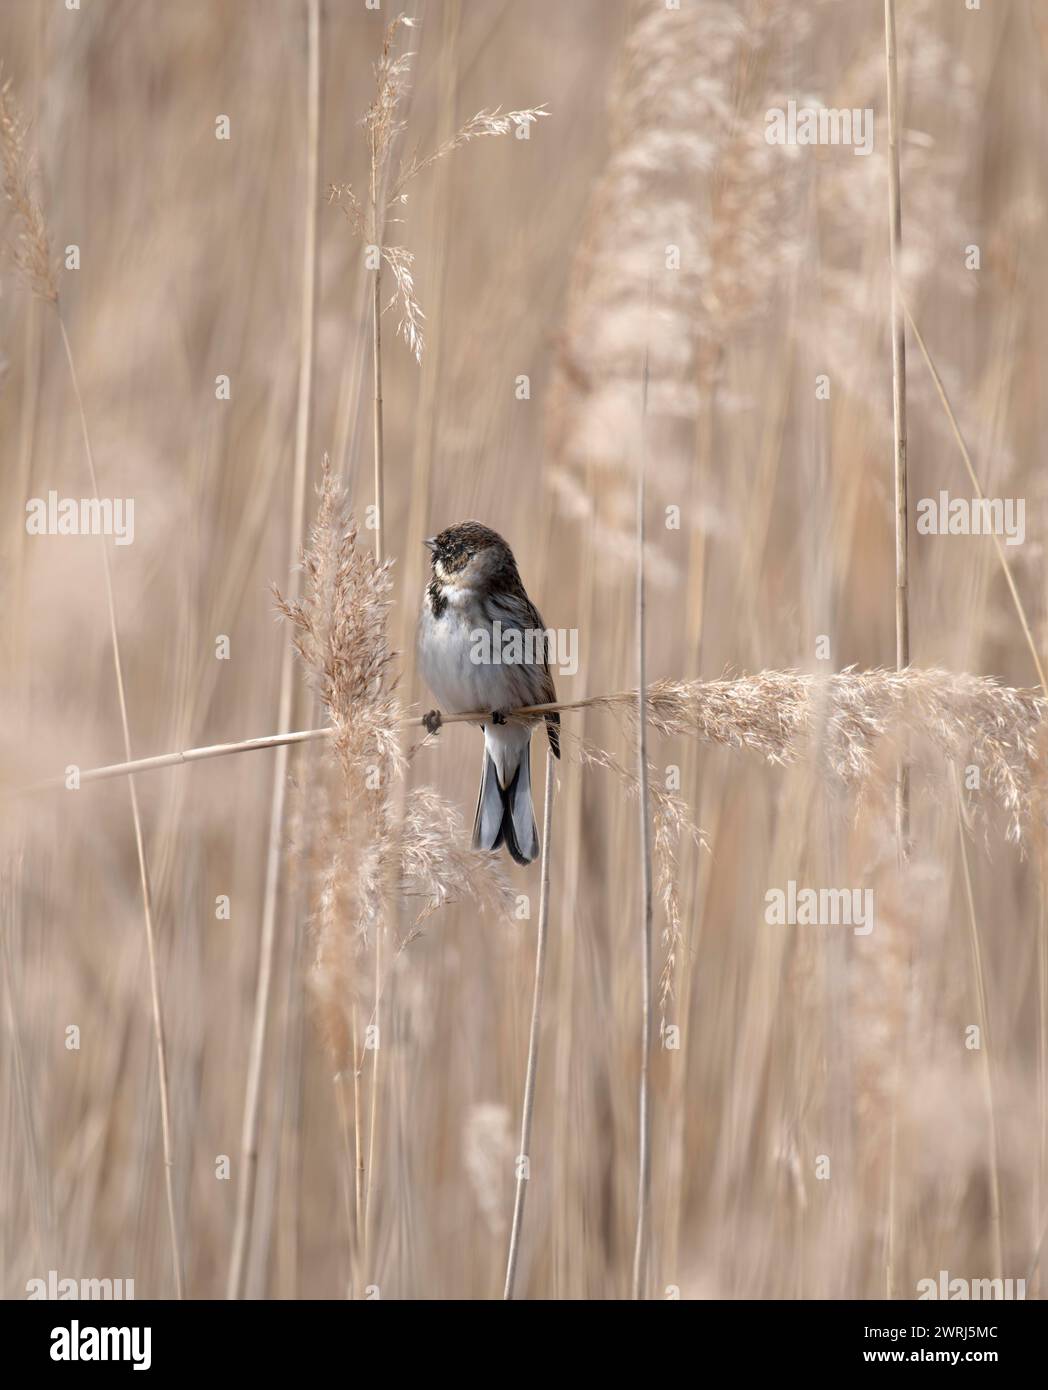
[418,521,560,865]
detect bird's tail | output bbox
[472,743,538,866]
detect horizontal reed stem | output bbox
[14,701,603,792]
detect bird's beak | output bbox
[424,537,437,553]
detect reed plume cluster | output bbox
[0,75,57,303]
[575,668,1048,844]
[329,11,546,366]
[275,462,512,1070]
[547,1,804,577]
[3,0,1046,1304]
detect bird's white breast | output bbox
[418,587,510,715]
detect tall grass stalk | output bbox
[1040,864,1048,1292]
[953,766,1004,1277]
[59,313,186,1298]
[899,290,1047,693]
[3,69,187,1294]
[368,148,386,567]
[1,855,50,1266]
[883,1,911,1296]
[631,350,653,1301]
[361,28,391,1274]
[504,747,556,1300]
[227,0,321,1300]
[884,0,910,859]
[25,666,1048,846]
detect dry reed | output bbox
[274,462,513,1060]
[503,746,556,1300]
[631,344,653,1300]
[25,668,1048,847]
[883,0,910,857]
[227,0,322,1301]
[2,71,184,1297]
[4,0,1045,1305]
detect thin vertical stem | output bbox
[883,6,909,1288]
[369,126,385,566]
[884,0,910,858]
[1,857,51,1267]
[363,60,388,1280]
[364,923,380,1268]
[504,748,556,1300]
[953,768,1004,1279]
[352,1008,365,1256]
[1032,852,1048,1294]
[898,293,1048,693]
[58,314,185,1298]
[631,346,653,1301]
[371,271,384,566]
[227,0,321,1300]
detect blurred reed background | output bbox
[2,0,1047,1299]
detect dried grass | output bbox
[4,0,1046,1305]
[0,76,57,303]
[574,669,1048,843]
[275,463,513,1069]
[330,12,546,365]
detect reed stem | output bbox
[884,0,910,860]
[504,746,556,1299]
[227,0,321,1299]
[631,348,653,1300]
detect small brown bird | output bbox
[417,522,560,864]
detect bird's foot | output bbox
[491,708,508,726]
[423,709,443,735]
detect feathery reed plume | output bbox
[353,13,421,1259]
[29,668,1048,849]
[748,0,975,444]
[327,11,546,1270]
[329,12,546,368]
[546,1,803,582]
[275,463,513,1063]
[0,75,57,303]
[276,465,402,1024]
[277,464,512,1288]
[632,669,1047,843]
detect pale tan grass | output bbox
[24,667,1048,846]
[884,0,911,858]
[2,74,184,1297]
[503,746,556,1300]
[227,0,322,1301]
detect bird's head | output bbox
[425,521,514,591]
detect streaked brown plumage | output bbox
[418,522,559,864]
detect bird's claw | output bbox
[491,709,507,725]
[423,709,443,735]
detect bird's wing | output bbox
[483,586,560,758]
